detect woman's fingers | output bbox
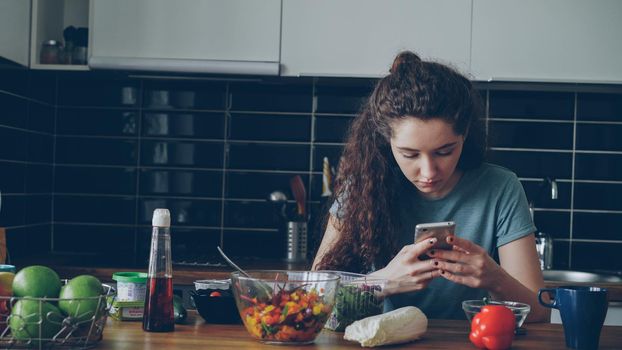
[446,235,484,254]
[427,248,463,262]
[416,237,438,254]
[409,259,440,277]
[438,268,481,288]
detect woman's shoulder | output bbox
[467,163,520,187]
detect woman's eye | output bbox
[402,153,418,159]
[437,149,454,156]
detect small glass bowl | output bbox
[190,279,240,324]
[462,299,531,328]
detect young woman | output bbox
[312,51,549,322]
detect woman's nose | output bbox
[419,157,438,179]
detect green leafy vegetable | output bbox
[328,284,384,332]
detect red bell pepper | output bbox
[469,305,515,350]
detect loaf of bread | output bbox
[343,306,428,347]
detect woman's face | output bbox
[389,117,464,199]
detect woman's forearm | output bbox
[489,269,550,323]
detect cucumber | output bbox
[173,295,187,324]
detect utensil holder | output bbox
[286,221,307,262]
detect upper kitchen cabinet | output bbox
[471,0,622,83]
[30,0,90,70]
[0,0,31,67]
[90,0,281,75]
[280,0,472,78]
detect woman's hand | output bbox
[430,235,506,291]
[369,237,442,295]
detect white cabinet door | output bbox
[281,0,472,77]
[472,0,622,83]
[0,0,31,66]
[90,0,281,75]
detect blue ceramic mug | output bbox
[538,286,608,350]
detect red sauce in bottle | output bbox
[143,277,174,332]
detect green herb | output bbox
[261,320,276,335]
[282,304,289,318]
[330,284,384,332]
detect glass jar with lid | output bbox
[40,40,62,64]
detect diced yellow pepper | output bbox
[312,304,322,315]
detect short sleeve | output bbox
[495,173,537,247]
[329,193,347,219]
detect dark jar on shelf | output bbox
[40,40,62,64]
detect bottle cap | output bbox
[152,208,171,227]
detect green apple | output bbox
[59,275,104,323]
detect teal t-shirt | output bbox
[330,163,536,319]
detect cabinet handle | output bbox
[89,56,279,76]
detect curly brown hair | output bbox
[315,51,486,273]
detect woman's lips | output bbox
[417,179,440,188]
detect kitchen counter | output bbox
[50,266,622,302]
[11,254,622,302]
[97,311,622,349]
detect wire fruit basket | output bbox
[0,283,114,349]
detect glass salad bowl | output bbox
[231,270,340,345]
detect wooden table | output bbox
[96,311,622,349]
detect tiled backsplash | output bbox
[1,64,621,271]
[0,61,55,257]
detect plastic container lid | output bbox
[0,265,15,273]
[113,272,148,283]
[194,279,230,291]
[152,208,171,227]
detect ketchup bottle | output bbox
[143,208,174,332]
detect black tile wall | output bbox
[54,195,136,224]
[575,123,622,151]
[57,108,138,136]
[143,81,226,110]
[577,93,622,121]
[489,87,622,270]
[489,91,574,120]
[140,140,223,168]
[0,64,55,260]
[1,67,621,271]
[142,112,224,139]
[139,169,222,197]
[572,242,622,271]
[488,121,573,149]
[573,212,622,241]
[53,224,136,265]
[488,150,573,179]
[315,81,374,114]
[229,80,312,112]
[55,166,137,195]
[57,73,140,107]
[138,198,221,227]
[314,115,353,143]
[229,113,311,142]
[56,137,137,166]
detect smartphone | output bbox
[414,221,456,259]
